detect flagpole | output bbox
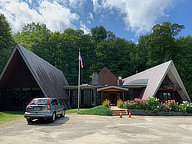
[78,49,80,111]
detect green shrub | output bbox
[179,101,190,113]
[117,99,123,108]
[102,99,110,107]
[122,97,192,113]
[159,103,170,112]
[186,105,192,113]
[165,100,179,112]
[146,97,160,111]
[123,98,147,109]
[77,105,112,116]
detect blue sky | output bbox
[0,0,191,42]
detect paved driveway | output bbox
[0,114,192,144]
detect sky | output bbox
[0,0,192,42]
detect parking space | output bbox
[0,114,192,144]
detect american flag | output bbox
[78,51,83,68]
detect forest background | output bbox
[1,14,192,99]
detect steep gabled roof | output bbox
[89,67,118,86]
[0,44,69,100]
[123,60,191,102]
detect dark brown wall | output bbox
[90,67,118,86]
[0,50,38,89]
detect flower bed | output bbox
[117,97,192,115]
[102,99,110,107]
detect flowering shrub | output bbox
[165,100,179,112]
[123,100,137,109]
[186,105,192,113]
[159,103,170,112]
[121,97,192,113]
[123,98,147,109]
[102,99,110,107]
[117,99,124,108]
[146,97,160,111]
[179,101,190,113]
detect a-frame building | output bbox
[123,60,191,102]
[0,44,69,110]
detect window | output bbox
[70,90,73,105]
[81,90,84,105]
[30,99,48,105]
[91,89,94,104]
[51,99,58,105]
[158,92,172,102]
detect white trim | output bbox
[97,86,129,91]
[152,61,172,97]
[171,63,191,102]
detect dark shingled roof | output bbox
[0,44,69,100]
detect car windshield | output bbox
[30,99,48,105]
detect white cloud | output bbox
[92,0,102,13]
[68,0,87,10]
[89,13,94,20]
[39,1,79,32]
[92,0,174,34]
[0,0,79,32]
[28,0,32,5]
[80,21,90,34]
[86,13,94,24]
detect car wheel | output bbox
[27,119,32,124]
[60,110,65,117]
[50,112,56,122]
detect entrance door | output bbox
[108,92,117,105]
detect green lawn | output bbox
[66,108,90,114]
[77,106,112,116]
[66,106,112,116]
[0,111,24,125]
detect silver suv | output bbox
[24,98,65,123]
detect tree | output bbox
[14,22,51,63]
[146,22,184,67]
[0,14,15,73]
[91,26,107,42]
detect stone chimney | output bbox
[117,76,123,86]
[92,72,98,86]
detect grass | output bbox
[0,111,24,125]
[77,106,112,116]
[66,108,90,114]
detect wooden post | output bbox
[122,90,124,102]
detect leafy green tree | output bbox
[91,26,107,42]
[146,22,184,67]
[175,35,192,99]
[0,14,15,73]
[14,22,51,63]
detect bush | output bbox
[77,106,112,116]
[165,100,179,112]
[186,105,192,113]
[117,99,123,108]
[102,99,110,107]
[121,97,192,113]
[123,98,147,110]
[179,101,190,113]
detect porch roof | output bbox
[97,86,129,92]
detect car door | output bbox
[56,99,63,114]
[51,99,58,113]
[53,99,61,114]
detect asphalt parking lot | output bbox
[0,114,192,144]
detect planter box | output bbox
[129,109,192,116]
